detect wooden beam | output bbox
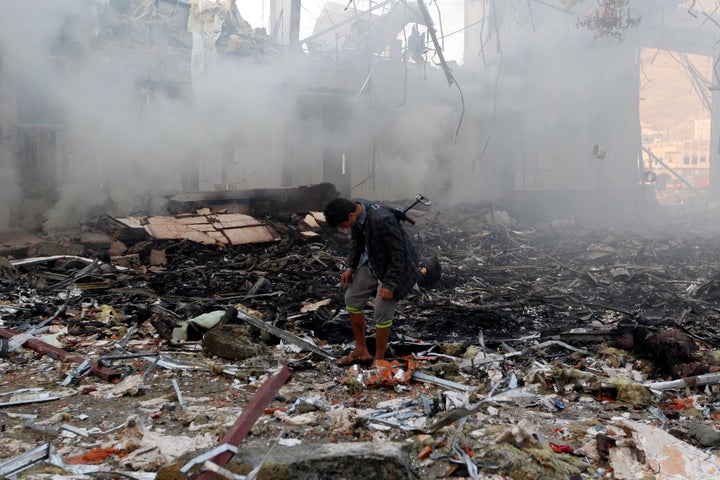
[193,365,292,479]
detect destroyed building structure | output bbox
[1,0,718,233]
[4,1,720,479]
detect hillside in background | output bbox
[639,49,712,138]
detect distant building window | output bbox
[701,156,707,163]
[692,155,698,165]
[684,156,690,165]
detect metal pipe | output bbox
[193,365,292,479]
[0,328,121,382]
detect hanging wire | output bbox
[666,51,712,112]
[436,16,489,42]
[416,0,465,143]
[478,1,489,67]
[399,4,410,106]
[452,80,466,144]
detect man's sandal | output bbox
[336,352,373,367]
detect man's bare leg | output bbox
[374,326,390,362]
[337,312,373,365]
[349,313,371,358]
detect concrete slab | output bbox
[229,442,419,480]
[0,231,45,258]
[112,213,279,247]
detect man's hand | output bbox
[379,287,394,300]
[341,269,354,288]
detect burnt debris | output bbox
[4,197,720,478]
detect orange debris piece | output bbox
[64,447,123,464]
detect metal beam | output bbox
[710,53,720,201]
[418,0,454,86]
[193,365,292,479]
[0,328,121,382]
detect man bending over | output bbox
[323,197,420,366]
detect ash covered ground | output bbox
[3,202,720,478]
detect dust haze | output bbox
[0,1,715,232]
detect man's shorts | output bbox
[345,265,398,325]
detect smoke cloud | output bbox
[0,1,714,231]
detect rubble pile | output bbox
[3,203,720,479]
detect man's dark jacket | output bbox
[346,199,420,299]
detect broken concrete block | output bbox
[0,256,19,278]
[230,442,419,480]
[201,324,269,361]
[79,231,113,250]
[689,423,720,448]
[149,249,167,266]
[107,240,127,257]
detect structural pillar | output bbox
[270,0,302,187]
[269,0,301,51]
[709,52,720,202]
